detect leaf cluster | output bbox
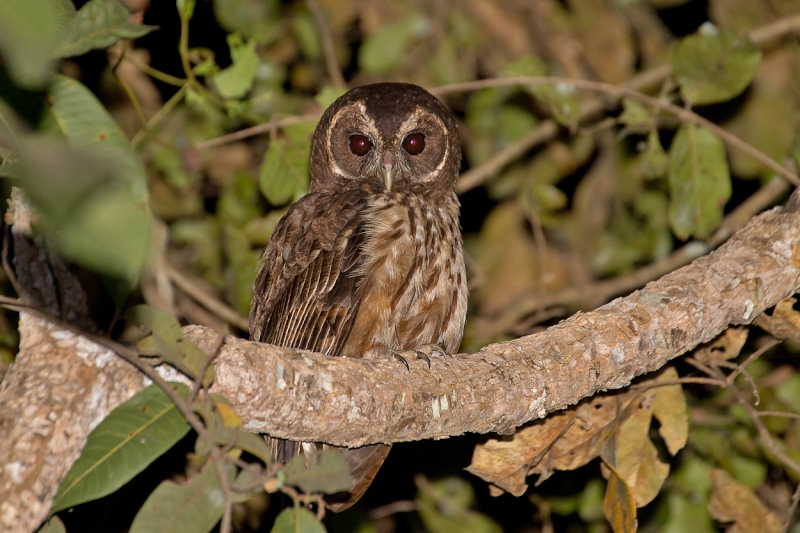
[2,0,800,532]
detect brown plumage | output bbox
[250,83,468,510]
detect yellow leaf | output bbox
[652,367,689,455]
[708,469,781,533]
[601,459,638,533]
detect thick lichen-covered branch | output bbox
[1,194,799,533]
[196,202,800,445]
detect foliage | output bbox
[2,0,800,532]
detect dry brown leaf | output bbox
[651,366,689,455]
[754,297,800,343]
[708,469,782,533]
[471,201,567,315]
[614,393,669,507]
[601,456,638,533]
[695,327,749,363]
[530,393,636,480]
[568,0,635,84]
[466,410,576,496]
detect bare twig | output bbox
[443,14,800,194]
[433,76,800,187]
[305,0,346,89]
[367,500,419,520]
[687,355,800,478]
[166,264,249,331]
[758,411,800,420]
[782,480,800,533]
[194,114,318,151]
[628,376,725,391]
[211,448,233,533]
[724,338,781,386]
[481,175,791,338]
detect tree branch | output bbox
[2,192,799,533]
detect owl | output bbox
[250,83,468,510]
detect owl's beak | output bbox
[382,151,395,191]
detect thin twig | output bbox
[480,174,790,338]
[189,333,226,403]
[131,84,188,151]
[782,481,800,533]
[305,0,346,89]
[211,448,234,533]
[167,264,249,331]
[367,500,419,520]
[194,114,318,150]
[123,54,187,87]
[724,338,781,386]
[687,355,800,478]
[758,411,800,420]
[442,14,800,194]
[628,376,725,391]
[433,76,800,187]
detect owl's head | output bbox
[309,83,461,194]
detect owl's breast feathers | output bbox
[250,187,467,358]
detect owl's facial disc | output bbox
[313,84,460,194]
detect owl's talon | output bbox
[415,350,431,368]
[390,351,410,372]
[423,343,448,358]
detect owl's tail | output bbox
[267,437,391,512]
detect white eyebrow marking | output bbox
[326,103,380,179]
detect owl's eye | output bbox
[402,132,426,155]
[349,134,373,156]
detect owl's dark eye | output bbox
[349,134,373,156]
[402,132,426,155]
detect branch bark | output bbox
[1,198,800,533]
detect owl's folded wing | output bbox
[249,190,368,358]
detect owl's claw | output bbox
[390,351,410,372]
[415,350,431,369]
[423,343,447,358]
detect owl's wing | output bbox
[249,190,367,357]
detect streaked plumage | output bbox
[250,83,467,510]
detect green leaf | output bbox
[672,23,762,106]
[359,15,429,75]
[270,507,327,533]
[259,135,310,206]
[416,477,502,533]
[38,516,67,533]
[54,0,158,59]
[125,304,215,385]
[213,33,258,99]
[667,123,731,239]
[292,12,321,60]
[52,384,191,513]
[619,98,652,129]
[0,0,59,88]
[129,460,232,533]
[315,86,347,110]
[503,55,580,127]
[641,130,668,179]
[53,184,151,283]
[281,449,353,495]
[46,75,148,194]
[212,0,280,42]
[222,224,260,316]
